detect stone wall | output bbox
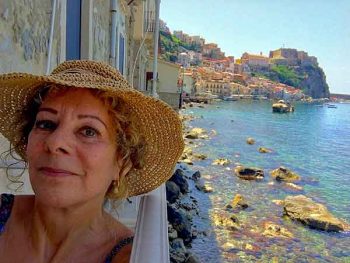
[0,0,62,74]
[92,0,111,62]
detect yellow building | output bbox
[241,52,269,67]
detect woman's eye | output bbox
[35,120,56,130]
[81,127,99,137]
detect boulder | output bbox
[181,146,193,160]
[258,147,271,153]
[191,171,201,181]
[226,194,248,209]
[283,195,350,232]
[270,166,300,182]
[212,212,240,231]
[185,253,201,263]
[212,158,231,166]
[263,222,294,238]
[246,137,255,145]
[167,205,193,245]
[168,224,178,240]
[169,169,189,194]
[182,159,193,165]
[193,153,207,160]
[166,181,181,203]
[234,166,264,180]
[185,128,207,139]
[170,238,187,263]
[195,178,213,193]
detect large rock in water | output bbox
[166,181,181,203]
[185,127,208,139]
[169,169,189,194]
[270,166,300,182]
[283,195,350,232]
[234,166,264,180]
[167,205,192,245]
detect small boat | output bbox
[315,105,323,107]
[223,95,238,101]
[272,100,294,113]
[327,104,337,108]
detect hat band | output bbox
[54,68,98,76]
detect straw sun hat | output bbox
[0,60,184,197]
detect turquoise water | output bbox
[182,101,350,262]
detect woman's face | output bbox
[26,88,120,208]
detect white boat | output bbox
[223,95,239,101]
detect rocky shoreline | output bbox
[167,102,350,262]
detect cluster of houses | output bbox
[158,22,318,102]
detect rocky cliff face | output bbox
[296,65,330,98]
[251,64,330,99]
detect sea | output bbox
[181,100,350,263]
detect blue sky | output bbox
[160,0,350,94]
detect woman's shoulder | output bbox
[104,213,134,263]
[6,194,35,216]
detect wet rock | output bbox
[193,153,207,160]
[169,169,189,194]
[283,195,350,232]
[195,178,213,193]
[234,166,264,180]
[166,181,181,203]
[285,182,303,191]
[168,224,178,240]
[270,166,300,182]
[212,158,231,166]
[212,212,240,231]
[263,222,294,238]
[258,147,272,153]
[185,128,208,139]
[191,171,201,181]
[170,238,187,263]
[181,146,193,160]
[185,253,201,263]
[167,205,192,244]
[226,194,248,209]
[246,137,255,145]
[182,159,193,165]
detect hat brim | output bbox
[0,72,184,197]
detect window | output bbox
[66,0,82,60]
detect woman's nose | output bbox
[44,126,72,155]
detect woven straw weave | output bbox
[0,60,184,197]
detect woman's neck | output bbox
[29,196,110,261]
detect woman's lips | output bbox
[39,167,77,177]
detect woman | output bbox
[0,60,184,262]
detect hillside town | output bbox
[159,20,330,102]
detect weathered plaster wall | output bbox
[0,0,62,74]
[92,0,110,62]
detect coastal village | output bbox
[158,20,331,104]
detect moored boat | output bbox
[272,100,294,113]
